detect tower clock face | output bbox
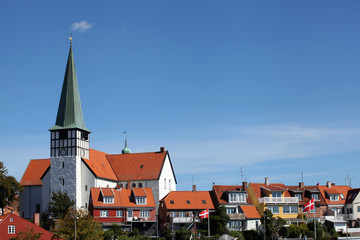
[60,148,67,156]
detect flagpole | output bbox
[208,209,210,237]
[314,210,316,240]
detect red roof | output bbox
[106,151,168,181]
[82,149,118,181]
[240,205,260,219]
[90,187,156,208]
[101,188,115,197]
[286,185,326,206]
[317,185,350,205]
[0,212,53,240]
[132,188,147,197]
[249,183,291,198]
[162,191,215,210]
[20,159,50,186]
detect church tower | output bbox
[49,43,90,208]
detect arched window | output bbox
[139,183,143,187]
[169,179,171,190]
[132,183,136,188]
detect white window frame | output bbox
[229,192,246,203]
[283,206,298,214]
[116,210,123,217]
[312,194,319,201]
[100,210,109,217]
[294,193,302,200]
[128,210,133,218]
[8,225,15,234]
[272,192,282,197]
[140,210,150,218]
[227,208,236,214]
[103,196,114,204]
[267,206,279,214]
[330,194,339,201]
[136,197,147,205]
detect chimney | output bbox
[127,181,130,189]
[327,181,332,188]
[242,181,248,191]
[265,177,269,185]
[299,182,304,188]
[34,213,40,226]
[192,185,196,192]
[160,147,165,153]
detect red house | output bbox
[0,212,53,240]
[90,187,157,236]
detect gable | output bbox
[20,159,50,186]
[82,148,117,181]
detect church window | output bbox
[85,185,87,191]
[36,204,40,212]
[56,132,59,139]
[169,180,171,189]
[164,178,167,189]
[186,200,190,204]
[59,131,67,140]
[139,183,143,187]
[81,132,89,140]
[132,183,136,188]
[62,162,65,169]
[72,130,76,138]
[62,178,64,186]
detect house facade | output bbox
[344,188,360,226]
[212,183,260,231]
[90,187,157,236]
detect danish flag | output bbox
[199,209,209,219]
[303,199,315,212]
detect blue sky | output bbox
[1,1,360,191]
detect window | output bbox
[164,178,167,189]
[140,210,150,218]
[103,197,114,204]
[8,225,15,234]
[10,218,13,222]
[171,212,177,217]
[136,197,146,205]
[179,212,185,217]
[330,194,339,201]
[312,194,319,201]
[132,183,136,188]
[186,200,191,204]
[310,205,316,213]
[357,206,360,213]
[62,162,65,168]
[117,210,123,217]
[227,208,236,214]
[267,206,279,214]
[138,183,143,187]
[128,210,133,217]
[202,200,207,204]
[85,185,88,191]
[294,193,302,200]
[170,200,174,204]
[169,179,171,189]
[229,193,246,203]
[283,206,298,214]
[272,192,282,197]
[340,194,345,199]
[100,210,108,217]
[347,208,353,214]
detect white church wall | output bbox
[81,161,96,209]
[95,178,117,188]
[158,154,176,200]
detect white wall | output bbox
[158,154,176,201]
[246,219,260,231]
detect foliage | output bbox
[160,225,173,240]
[261,209,286,240]
[198,206,230,236]
[40,212,53,231]
[175,227,191,240]
[52,207,103,240]
[9,228,42,240]
[48,190,75,219]
[306,220,338,240]
[103,224,127,240]
[0,161,22,212]
[229,230,245,240]
[242,230,262,240]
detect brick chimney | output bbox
[160,147,165,153]
[265,177,269,185]
[242,181,248,191]
[299,182,304,188]
[34,213,40,226]
[192,185,196,192]
[327,181,332,188]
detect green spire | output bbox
[122,131,131,154]
[50,45,90,132]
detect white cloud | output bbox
[70,21,93,33]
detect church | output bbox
[19,43,177,219]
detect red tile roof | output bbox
[249,183,291,198]
[240,205,260,219]
[317,185,350,205]
[82,149,118,181]
[106,151,168,181]
[0,212,53,240]
[212,185,251,205]
[132,188,147,197]
[20,159,50,186]
[162,191,215,210]
[286,185,326,206]
[91,187,156,208]
[101,188,115,197]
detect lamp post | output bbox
[75,216,79,240]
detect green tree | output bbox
[48,190,75,219]
[9,228,42,240]
[175,227,191,240]
[0,161,22,213]
[198,206,230,236]
[53,207,103,240]
[261,209,286,240]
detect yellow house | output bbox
[248,178,299,220]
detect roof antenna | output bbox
[301,171,304,182]
[69,34,73,45]
[121,131,131,154]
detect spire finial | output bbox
[122,131,131,154]
[69,34,73,45]
[123,131,127,147]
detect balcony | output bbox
[171,217,193,223]
[228,213,246,220]
[258,197,299,204]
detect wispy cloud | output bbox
[70,20,93,33]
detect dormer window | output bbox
[229,192,246,203]
[312,193,319,201]
[272,192,282,197]
[103,196,114,204]
[330,194,339,201]
[294,193,302,200]
[136,197,146,205]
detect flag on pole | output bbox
[199,209,209,219]
[303,199,315,212]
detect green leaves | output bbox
[0,161,22,212]
[48,190,75,219]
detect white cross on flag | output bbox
[303,199,315,213]
[199,209,209,219]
